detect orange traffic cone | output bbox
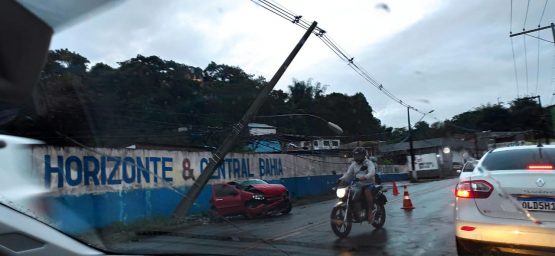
[392,181,400,196]
[401,185,415,210]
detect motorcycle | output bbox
[330,178,388,238]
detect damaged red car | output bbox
[210,179,292,218]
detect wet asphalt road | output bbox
[117,178,460,255]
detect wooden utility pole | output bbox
[510,23,555,144]
[173,22,318,217]
[407,107,416,181]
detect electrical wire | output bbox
[253,0,485,134]
[523,0,530,29]
[510,0,513,33]
[539,0,548,26]
[250,0,429,116]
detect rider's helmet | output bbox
[352,147,367,164]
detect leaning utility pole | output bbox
[173,22,318,217]
[407,107,416,181]
[510,23,555,144]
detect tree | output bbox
[509,98,542,132]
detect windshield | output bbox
[240,179,268,186]
[2,0,555,255]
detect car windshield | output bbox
[482,148,555,171]
[2,0,555,255]
[240,179,268,187]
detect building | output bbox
[286,139,341,152]
[246,123,281,153]
[248,123,277,136]
[379,137,476,178]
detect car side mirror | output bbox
[457,170,462,173]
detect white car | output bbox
[455,145,555,255]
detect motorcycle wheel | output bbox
[330,206,352,238]
[371,204,386,229]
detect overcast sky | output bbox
[50,0,555,128]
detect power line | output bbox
[539,0,548,26]
[251,0,429,116]
[510,0,514,33]
[428,115,481,132]
[523,0,530,29]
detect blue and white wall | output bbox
[31,146,349,234]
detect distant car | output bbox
[210,179,292,218]
[457,160,477,180]
[455,145,555,255]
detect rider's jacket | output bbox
[339,158,376,186]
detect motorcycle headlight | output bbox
[252,194,265,200]
[336,188,346,198]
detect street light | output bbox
[416,110,435,124]
[255,113,344,134]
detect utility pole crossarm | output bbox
[511,23,555,48]
[510,24,553,37]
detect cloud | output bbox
[50,0,555,128]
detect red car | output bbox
[210,179,292,218]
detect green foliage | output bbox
[4,49,549,147]
[4,50,387,147]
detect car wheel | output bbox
[281,201,292,215]
[456,238,474,256]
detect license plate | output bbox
[519,200,555,212]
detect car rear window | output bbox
[482,148,555,171]
[462,162,475,172]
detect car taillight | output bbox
[528,164,553,171]
[455,180,493,198]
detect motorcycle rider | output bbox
[338,147,376,223]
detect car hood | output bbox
[250,184,287,196]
